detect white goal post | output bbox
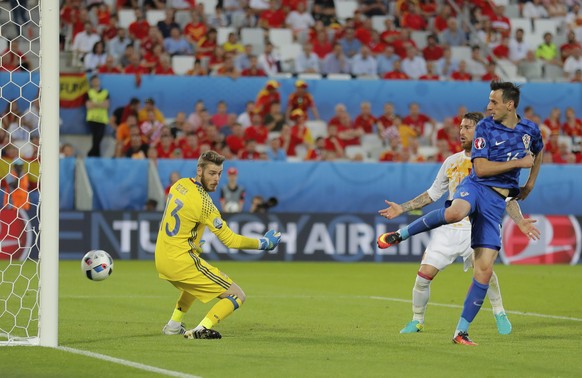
[0,0,59,346]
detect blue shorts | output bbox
[452,177,507,251]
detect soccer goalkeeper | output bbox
[155,151,281,339]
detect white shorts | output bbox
[421,226,473,272]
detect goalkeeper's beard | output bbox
[200,175,217,192]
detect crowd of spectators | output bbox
[21,0,577,82]
[97,77,582,165]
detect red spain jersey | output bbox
[287,92,314,114]
[255,90,281,117]
[353,114,376,134]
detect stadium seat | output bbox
[534,19,558,38]
[361,134,383,151]
[518,60,544,81]
[418,146,438,160]
[336,1,358,21]
[411,31,429,50]
[241,28,265,46]
[172,55,195,75]
[523,33,543,49]
[345,145,366,160]
[306,120,328,139]
[505,4,521,18]
[327,74,352,80]
[510,18,533,34]
[175,10,191,29]
[279,43,302,64]
[198,0,218,16]
[269,28,293,47]
[118,9,136,29]
[146,10,166,26]
[496,59,519,81]
[297,73,323,80]
[295,144,308,160]
[543,64,565,81]
[371,16,387,32]
[217,27,236,45]
[450,46,471,62]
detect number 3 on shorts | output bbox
[164,194,184,237]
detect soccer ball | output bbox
[81,250,113,281]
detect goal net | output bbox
[0,0,59,346]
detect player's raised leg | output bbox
[488,271,512,335]
[184,282,246,340]
[162,290,195,335]
[401,264,440,333]
[378,199,471,249]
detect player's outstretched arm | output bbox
[506,199,540,240]
[378,192,433,219]
[517,150,544,201]
[213,221,281,250]
[472,153,534,177]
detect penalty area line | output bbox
[57,346,202,378]
[368,296,582,322]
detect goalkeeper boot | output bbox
[162,322,186,335]
[184,326,222,340]
[452,331,477,346]
[377,232,402,249]
[400,320,424,334]
[494,312,512,335]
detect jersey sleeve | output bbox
[530,124,544,155]
[426,158,450,202]
[471,120,489,161]
[205,209,260,250]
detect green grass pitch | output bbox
[1,261,581,377]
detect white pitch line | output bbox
[368,296,582,322]
[58,346,202,378]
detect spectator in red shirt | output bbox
[286,80,319,120]
[128,8,150,41]
[225,123,246,155]
[98,55,122,73]
[403,102,436,139]
[184,11,207,44]
[255,80,281,117]
[179,132,202,159]
[353,101,377,134]
[552,141,576,164]
[560,30,582,62]
[563,107,582,137]
[489,5,511,37]
[259,0,286,28]
[154,54,175,75]
[392,29,417,59]
[481,61,500,81]
[433,4,453,32]
[380,17,400,46]
[492,36,510,59]
[196,28,218,59]
[419,61,440,80]
[377,102,396,135]
[312,29,334,59]
[323,124,345,158]
[400,3,427,31]
[422,34,444,62]
[244,112,269,145]
[123,53,150,74]
[383,59,410,80]
[239,139,262,160]
[450,60,473,81]
[157,133,177,158]
[543,107,562,135]
[355,18,374,45]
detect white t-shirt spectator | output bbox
[72,31,101,55]
[295,52,320,73]
[564,55,582,78]
[401,56,427,79]
[351,53,378,76]
[509,38,530,62]
[286,11,315,33]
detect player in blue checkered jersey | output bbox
[378,81,544,345]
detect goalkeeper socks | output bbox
[487,271,505,315]
[198,295,243,329]
[457,278,489,332]
[168,309,187,328]
[399,208,447,240]
[412,272,432,323]
[168,291,196,327]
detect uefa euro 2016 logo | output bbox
[500,215,581,265]
[474,137,486,150]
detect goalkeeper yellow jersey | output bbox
[155,178,259,281]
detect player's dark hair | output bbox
[463,112,484,125]
[490,81,521,109]
[198,150,225,169]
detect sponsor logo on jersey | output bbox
[522,134,531,150]
[213,217,223,229]
[495,140,506,146]
[500,215,581,265]
[474,137,486,150]
[460,191,469,197]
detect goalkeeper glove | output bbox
[259,230,281,250]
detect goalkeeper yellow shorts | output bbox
[165,252,233,303]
